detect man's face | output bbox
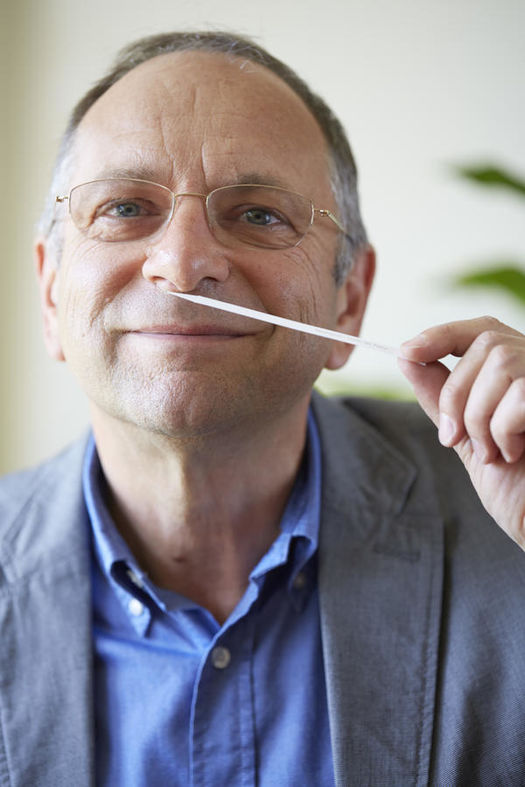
[38,51,373,439]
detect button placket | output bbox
[191,621,256,786]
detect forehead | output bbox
[72,51,333,197]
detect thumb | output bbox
[397,358,450,428]
[399,357,476,474]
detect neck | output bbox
[91,400,310,623]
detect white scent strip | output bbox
[168,291,406,359]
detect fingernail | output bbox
[439,414,455,446]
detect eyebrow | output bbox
[95,167,164,182]
[235,172,293,190]
[92,168,294,191]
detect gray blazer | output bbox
[1,394,525,786]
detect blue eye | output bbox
[113,202,142,217]
[244,208,277,225]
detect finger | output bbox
[462,340,525,462]
[400,316,521,365]
[398,358,472,452]
[397,358,449,427]
[490,377,525,463]
[403,321,525,451]
[436,333,518,451]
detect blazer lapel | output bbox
[313,395,444,787]
[0,440,95,787]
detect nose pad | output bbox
[142,200,231,292]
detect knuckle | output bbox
[472,328,501,353]
[464,401,489,433]
[488,342,517,370]
[480,315,503,330]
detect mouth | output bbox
[128,323,257,341]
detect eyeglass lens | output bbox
[67,179,315,249]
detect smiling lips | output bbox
[130,323,259,339]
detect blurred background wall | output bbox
[1,0,524,473]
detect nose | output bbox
[142,194,230,292]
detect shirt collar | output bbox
[83,439,142,582]
[249,408,322,595]
[83,406,322,625]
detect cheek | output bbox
[56,243,130,347]
[250,241,338,325]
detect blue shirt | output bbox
[84,410,335,786]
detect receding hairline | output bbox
[75,48,332,153]
[68,48,335,199]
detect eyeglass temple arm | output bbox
[56,195,69,203]
[316,208,351,239]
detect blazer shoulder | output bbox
[0,437,90,580]
[0,439,87,515]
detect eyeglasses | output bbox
[55,178,349,250]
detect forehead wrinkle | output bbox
[72,117,174,187]
[75,51,334,204]
[162,54,327,173]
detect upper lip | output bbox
[130,323,257,336]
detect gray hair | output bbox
[40,30,368,283]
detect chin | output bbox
[93,373,256,440]
[87,345,325,439]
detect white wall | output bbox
[2,0,525,473]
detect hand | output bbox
[399,316,525,548]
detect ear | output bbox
[324,244,376,371]
[34,236,65,361]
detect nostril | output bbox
[141,235,231,292]
[149,277,175,293]
[141,249,177,288]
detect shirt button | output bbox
[211,646,231,669]
[293,571,307,590]
[128,598,145,617]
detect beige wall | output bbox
[2,0,525,473]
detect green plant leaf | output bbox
[452,264,525,306]
[454,165,525,198]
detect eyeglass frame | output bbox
[55,177,351,250]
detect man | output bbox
[1,30,525,787]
